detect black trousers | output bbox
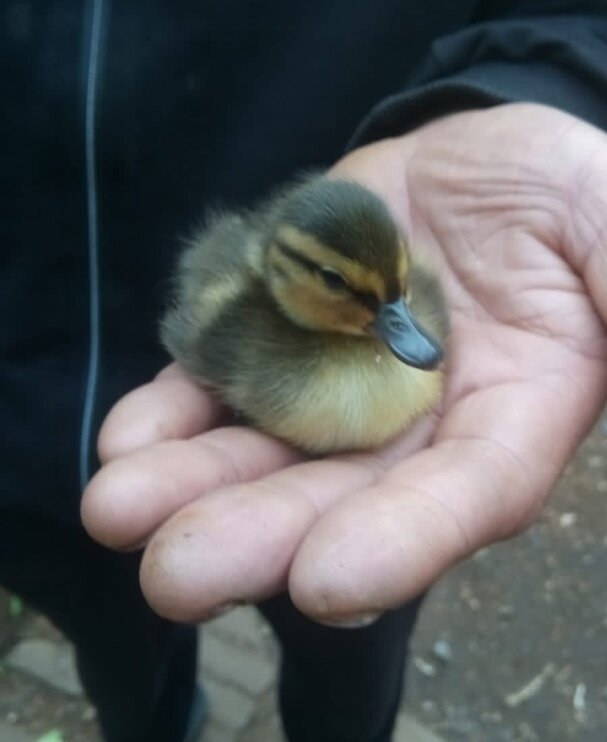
[0,512,422,742]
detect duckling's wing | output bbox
[160,210,263,378]
[177,211,263,298]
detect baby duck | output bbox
[160,175,447,454]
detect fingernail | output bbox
[319,612,382,629]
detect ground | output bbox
[0,413,605,742]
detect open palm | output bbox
[82,104,607,625]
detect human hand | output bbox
[82,103,607,625]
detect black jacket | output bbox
[3,0,607,521]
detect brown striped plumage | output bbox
[160,175,447,453]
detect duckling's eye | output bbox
[319,267,347,291]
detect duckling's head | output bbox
[264,177,443,370]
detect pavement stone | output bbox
[199,632,274,696]
[206,606,266,646]
[5,639,82,696]
[204,677,257,733]
[0,721,35,742]
[1,607,446,742]
[238,706,285,742]
[394,712,447,742]
[198,721,237,742]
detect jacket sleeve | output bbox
[350,1,607,147]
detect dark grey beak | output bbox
[371,299,443,370]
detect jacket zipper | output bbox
[79,0,106,490]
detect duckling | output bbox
[160,174,447,454]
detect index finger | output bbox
[98,364,226,463]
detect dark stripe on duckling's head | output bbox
[272,225,395,303]
[275,240,319,275]
[274,177,406,296]
[275,239,381,312]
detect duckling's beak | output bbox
[371,299,443,370]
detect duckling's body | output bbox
[161,176,447,453]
